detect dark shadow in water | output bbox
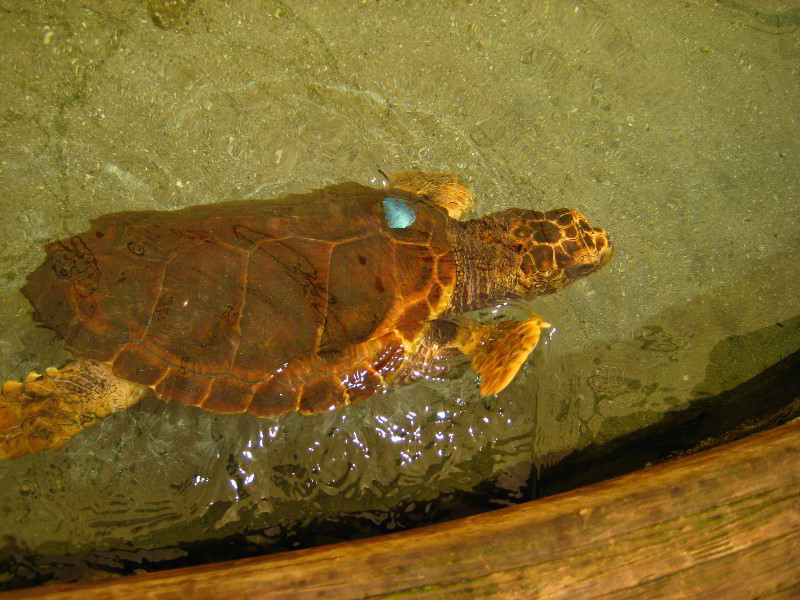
[537,322,800,497]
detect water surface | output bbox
[1,0,798,586]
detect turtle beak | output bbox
[598,236,613,268]
[565,233,612,281]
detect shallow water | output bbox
[1,0,799,586]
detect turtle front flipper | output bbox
[0,360,150,460]
[388,171,473,219]
[437,315,550,396]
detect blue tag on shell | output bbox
[383,197,416,229]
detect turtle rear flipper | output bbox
[0,360,149,460]
[455,316,551,396]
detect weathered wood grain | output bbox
[5,419,799,599]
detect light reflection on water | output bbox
[0,291,572,580]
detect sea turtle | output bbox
[0,172,612,460]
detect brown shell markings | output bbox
[21,183,457,417]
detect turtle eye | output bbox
[383,197,417,229]
[520,253,535,276]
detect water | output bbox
[1,0,799,587]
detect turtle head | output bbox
[491,207,613,297]
[448,206,612,312]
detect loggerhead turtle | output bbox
[0,172,612,459]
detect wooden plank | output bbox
[4,419,799,598]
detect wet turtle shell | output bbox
[22,182,457,417]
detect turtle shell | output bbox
[22,182,457,416]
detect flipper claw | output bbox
[3,380,23,394]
